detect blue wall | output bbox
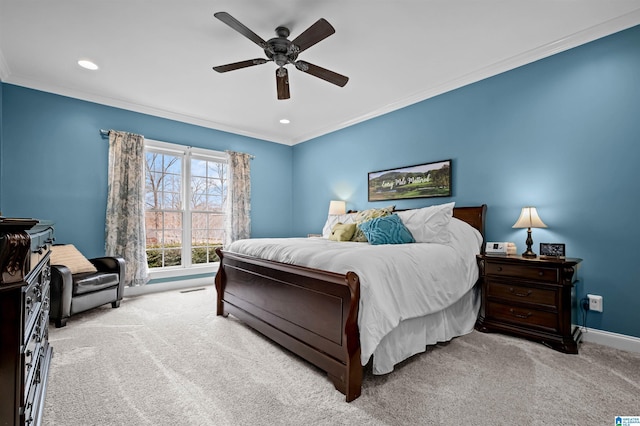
[0,85,293,258]
[292,25,640,338]
[2,25,639,339]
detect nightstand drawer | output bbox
[486,262,558,283]
[487,301,558,332]
[486,281,557,307]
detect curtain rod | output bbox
[100,129,254,159]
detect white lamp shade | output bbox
[512,207,547,229]
[328,200,346,215]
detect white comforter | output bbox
[226,218,483,366]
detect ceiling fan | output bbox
[212,12,349,100]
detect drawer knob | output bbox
[497,267,503,272]
[538,271,544,276]
[509,288,532,297]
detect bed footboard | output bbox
[215,248,362,402]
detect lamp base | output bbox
[522,227,537,258]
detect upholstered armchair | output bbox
[49,244,125,328]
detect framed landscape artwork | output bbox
[368,159,452,201]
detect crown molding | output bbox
[291,8,640,145]
[3,74,287,144]
[3,9,639,146]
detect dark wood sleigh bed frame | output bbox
[214,205,486,402]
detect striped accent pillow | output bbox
[50,244,98,274]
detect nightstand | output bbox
[476,254,583,354]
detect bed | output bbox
[214,204,486,402]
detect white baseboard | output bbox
[124,278,213,297]
[579,327,640,354]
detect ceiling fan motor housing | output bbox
[265,28,299,67]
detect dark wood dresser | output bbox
[0,218,54,426]
[476,254,583,354]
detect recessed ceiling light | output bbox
[279,119,290,124]
[78,59,99,70]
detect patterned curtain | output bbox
[224,151,252,247]
[105,130,148,286]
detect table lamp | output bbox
[328,200,346,215]
[512,207,547,258]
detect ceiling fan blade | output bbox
[276,68,290,100]
[291,18,335,53]
[214,12,267,49]
[295,61,349,87]
[213,58,268,73]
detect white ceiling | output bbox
[2,1,640,146]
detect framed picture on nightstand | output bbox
[540,243,565,259]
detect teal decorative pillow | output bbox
[351,205,395,242]
[358,214,415,245]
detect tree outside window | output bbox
[144,142,227,269]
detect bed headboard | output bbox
[349,204,487,243]
[453,204,487,238]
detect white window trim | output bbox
[148,262,218,280]
[144,139,226,278]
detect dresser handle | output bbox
[497,267,503,272]
[509,308,532,319]
[509,288,532,297]
[25,403,33,424]
[538,271,544,276]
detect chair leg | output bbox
[111,300,121,308]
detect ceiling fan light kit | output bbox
[212,11,349,100]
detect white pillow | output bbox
[396,202,455,244]
[322,213,358,238]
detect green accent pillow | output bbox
[329,223,357,241]
[351,205,395,242]
[358,214,415,245]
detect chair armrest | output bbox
[49,264,73,324]
[90,256,126,299]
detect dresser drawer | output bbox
[23,279,43,341]
[486,281,557,308]
[486,262,558,283]
[23,368,42,426]
[23,309,48,394]
[23,262,50,340]
[487,301,558,332]
[28,225,54,273]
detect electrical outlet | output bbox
[587,294,603,312]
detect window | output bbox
[144,140,227,272]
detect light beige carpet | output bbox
[44,286,640,425]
